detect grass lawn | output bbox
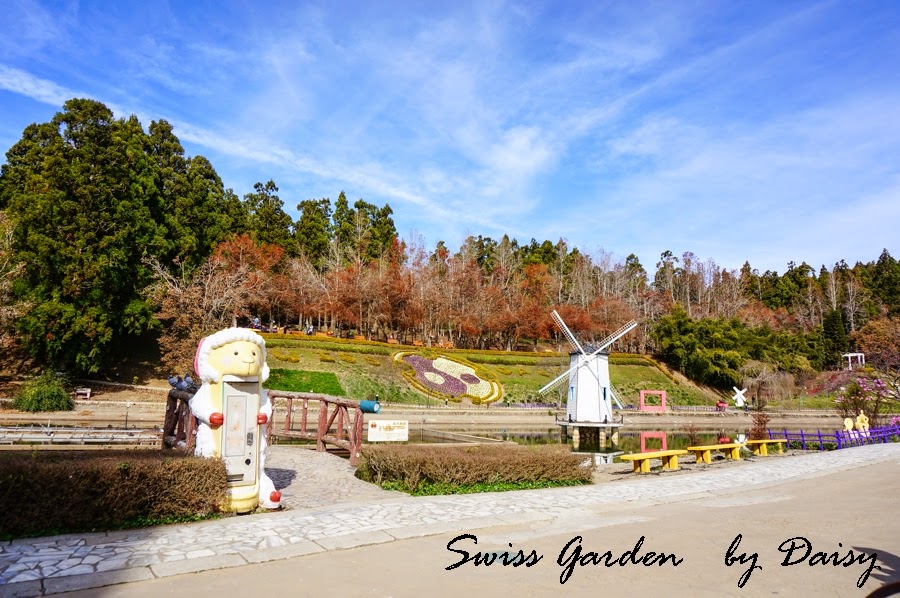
[267,368,345,396]
[611,364,714,406]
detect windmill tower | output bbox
[540,310,637,425]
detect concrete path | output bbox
[2,443,899,597]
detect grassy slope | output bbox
[262,334,721,406]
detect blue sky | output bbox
[1,1,898,275]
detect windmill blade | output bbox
[593,320,638,353]
[540,354,606,397]
[551,310,586,355]
[539,366,575,395]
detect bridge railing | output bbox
[268,390,365,466]
[163,388,196,452]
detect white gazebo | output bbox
[841,353,865,370]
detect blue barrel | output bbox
[359,400,381,414]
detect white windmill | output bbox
[540,310,638,425]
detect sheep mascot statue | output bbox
[190,327,282,512]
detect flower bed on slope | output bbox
[393,350,502,404]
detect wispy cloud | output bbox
[0,64,83,107]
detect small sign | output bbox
[368,420,409,442]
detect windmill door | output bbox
[221,381,259,487]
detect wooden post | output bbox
[351,407,364,466]
[184,407,196,453]
[301,398,308,433]
[283,397,293,434]
[317,400,328,451]
[163,393,178,440]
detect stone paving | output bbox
[1,443,898,597]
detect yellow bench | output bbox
[619,449,688,473]
[743,439,786,456]
[687,443,743,464]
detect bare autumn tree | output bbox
[843,273,866,333]
[514,263,554,347]
[373,238,418,341]
[442,245,486,348]
[405,237,444,346]
[324,263,361,337]
[147,234,284,373]
[281,253,325,329]
[711,267,746,319]
[853,317,900,401]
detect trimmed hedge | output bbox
[356,444,593,494]
[0,451,227,539]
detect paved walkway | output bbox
[1,443,899,597]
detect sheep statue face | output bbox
[207,340,264,379]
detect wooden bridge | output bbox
[268,390,365,465]
[163,388,366,465]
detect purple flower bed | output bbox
[403,355,467,396]
[460,373,480,384]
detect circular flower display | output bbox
[403,355,466,395]
[394,351,502,403]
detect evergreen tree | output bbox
[2,99,163,373]
[822,309,849,369]
[184,155,236,261]
[369,203,398,260]
[221,188,249,236]
[332,191,354,252]
[871,249,900,315]
[244,180,295,255]
[295,198,333,268]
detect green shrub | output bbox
[356,444,593,494]
[12,372,73,412]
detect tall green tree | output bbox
[330,192,398,263]
[332,191,354,251]
[184,155,237,261]
[369,202,398,261]
[871,249,900,315]
[244,180,295,255]
[822,309,849,368]
[146,121,233,269]
[221,188,249,236]
[294,198,333,268]
[1,99,163,373]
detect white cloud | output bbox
[0,64,81,107]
